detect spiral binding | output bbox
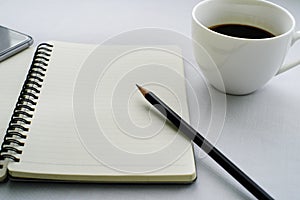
[0,43,53,169]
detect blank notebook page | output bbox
[8,41,196,182]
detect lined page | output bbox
[8,41,196,182]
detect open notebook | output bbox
[0,41,196,183]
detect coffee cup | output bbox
[192,0,300,95]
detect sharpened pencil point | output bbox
[136,84,149,96]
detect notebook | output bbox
[0,41,196,183]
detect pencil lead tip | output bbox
[136,84,149,96]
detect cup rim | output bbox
[192,0,296,41]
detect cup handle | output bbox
[276,31,300,75]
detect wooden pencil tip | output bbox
[136,84,149,96]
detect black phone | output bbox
[0,25,33,62]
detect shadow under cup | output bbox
[192,0,295,95]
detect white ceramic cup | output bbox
[192,0,300,95]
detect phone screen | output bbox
[0,26,33,61]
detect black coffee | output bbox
[209,24,275,39]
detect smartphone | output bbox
[0,25,33,62]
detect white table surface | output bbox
[1,0,300,199]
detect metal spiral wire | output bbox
[0,43,53,168]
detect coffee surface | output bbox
[209,24,275,39]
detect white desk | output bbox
[1,0,300,199]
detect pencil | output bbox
[136,84,273,200]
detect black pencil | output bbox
[136,84,273,200]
